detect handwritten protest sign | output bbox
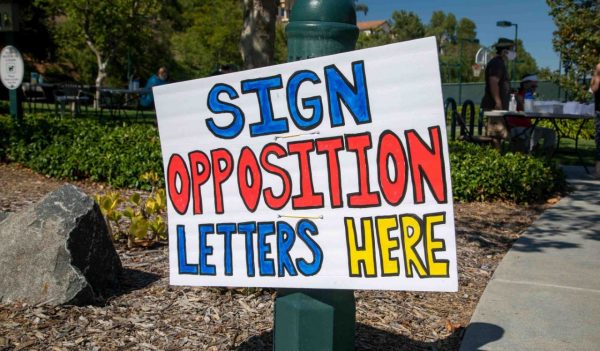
[154,37,457,291]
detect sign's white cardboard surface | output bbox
[154,37,457,291]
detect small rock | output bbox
[0,211,8,223]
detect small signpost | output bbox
[0,0,22,123]
[0,45,24,90]
[0,44,23,122]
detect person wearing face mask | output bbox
[140,66,169,108]
[507,74,556,155]
[481,38,516,147]
[481,38,516,112]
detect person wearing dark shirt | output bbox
[481,38,515,111]
[482,38,515,147]
[140,67,168,108]
[591,62,600,177]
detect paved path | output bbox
[460,166,600,351]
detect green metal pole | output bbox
[274,289,356,350]
[285,0,359,60]
[5,31,22,124]
[9,88,21,122]
[275,1,358,350]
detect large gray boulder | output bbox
[0,211,8,223]
[0,185,122,305]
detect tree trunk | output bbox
[94,60,107,109]
[240,0,277,69]
[87,40,108,109]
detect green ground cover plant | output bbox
[0,114,566,204]
[96,172,167,248]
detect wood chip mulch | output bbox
[0,163,554,350]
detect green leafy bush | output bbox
[0,115,566,203]
[0,101,9,114]
[0,115,11,161]
[538,119,595,140]
[0,114,163,189]
[449,141,566,203]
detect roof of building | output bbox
[357,20,388,31]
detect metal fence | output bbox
[441,80,567,105]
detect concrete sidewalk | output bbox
[460,166,600,351]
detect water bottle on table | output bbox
[524,91,534,112]
[509,94,517,112]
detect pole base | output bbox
[274,289,355,351]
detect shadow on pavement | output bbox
[508,177,600,252]
[510,236,580,252]
[459,322,504,351]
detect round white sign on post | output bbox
[0,45,24,90]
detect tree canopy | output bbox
[31,0,278,82]
[171,0,243,78]
[356,9,540,83]
[390,10,426,42]
[36,0,167,88]
[547,0,600,100]
[16,2,546,87]
[548,0,599,72]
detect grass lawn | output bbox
[553,137,596,166]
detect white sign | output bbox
[154,37,457,292]
[0,45,24,90]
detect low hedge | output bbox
[0,115,163,189]
[449,141,565,203]
[0,114,565,202]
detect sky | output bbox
[356,0,560,70]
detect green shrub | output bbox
[0,115,566,203]
[449,141,566,203]
[0,101,9,114]
[0,115,11,161]
[0,114,163,189]
[538,119,595,140]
